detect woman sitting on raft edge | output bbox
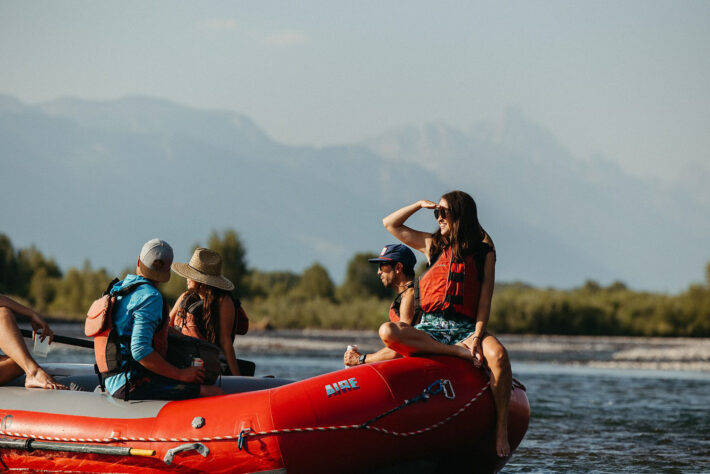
[375,190,513,458]
[169,248,243,376]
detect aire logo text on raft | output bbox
[325,377,360,397]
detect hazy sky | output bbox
[1,1,708,182]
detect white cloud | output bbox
[196,18,239,33]
[263,30,306,47]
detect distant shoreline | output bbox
[500,334,710,373]
[235,330,710,373]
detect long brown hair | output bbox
[429,190,487,261]
[184,283,230,344]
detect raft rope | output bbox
[236,378,490,450]
[0,379,490,448]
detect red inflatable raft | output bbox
[0,356,529,473]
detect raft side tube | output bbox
[268,356,500,473]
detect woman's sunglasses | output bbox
[434,207,449,219]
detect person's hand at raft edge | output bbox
[469,335,484,368]
[344,348,362,367]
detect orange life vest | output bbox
[171,292,243,344]
[86,278,168,377]
[171,293,210,341]
[389,301,401,323]
[415,244,492,320]
[389,281,415,323]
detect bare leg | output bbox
[381,321,511,456]
[345,345,402,366]
[463,333,512,457]
[0,308,67,390]
[378,322,472,360]
[0,356,23,385]
[367,346,402,363]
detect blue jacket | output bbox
[104,274,165,395]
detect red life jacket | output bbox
[172,293,207,341]
[389,281,415,323]
[172,293,217,342]
[415,244,492,320]
[86,278,168,377]
[171,292,245,344]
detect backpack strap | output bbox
[102,277,120,296]
[187,298,204,316]
[112,280,149,297]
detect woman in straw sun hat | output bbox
[169,248,245,376]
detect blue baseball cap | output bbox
[368,244,416,269]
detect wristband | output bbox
[358,354,367,365]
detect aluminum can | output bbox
[191,357,204,367]
[347,344,358,352]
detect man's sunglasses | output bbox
[434,207,449,219]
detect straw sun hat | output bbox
[171,248,235,291]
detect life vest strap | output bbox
[448,272,465,282]
[444,294,464,305]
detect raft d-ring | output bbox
[238,428,252,451]
[1,415,13,431]
[441,379,455,399]
[163,443,210,465]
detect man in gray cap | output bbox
[101,239,223,400]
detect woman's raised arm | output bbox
[382,200,436,255]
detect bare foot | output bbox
[496,426,510,457]
[24,367,67,390]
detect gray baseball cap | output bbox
[138,238,173,282]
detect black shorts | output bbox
[113,373,201,401]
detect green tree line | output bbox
[2,231,709,336]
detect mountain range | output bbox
[1,94,707,292]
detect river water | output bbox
[28,326,710,473]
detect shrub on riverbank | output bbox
[2,232,709,336]
[491,281,710,337]
[245,295,386,330]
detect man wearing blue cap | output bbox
[344,244,418,366]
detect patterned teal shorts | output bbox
[414,312,477,345]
